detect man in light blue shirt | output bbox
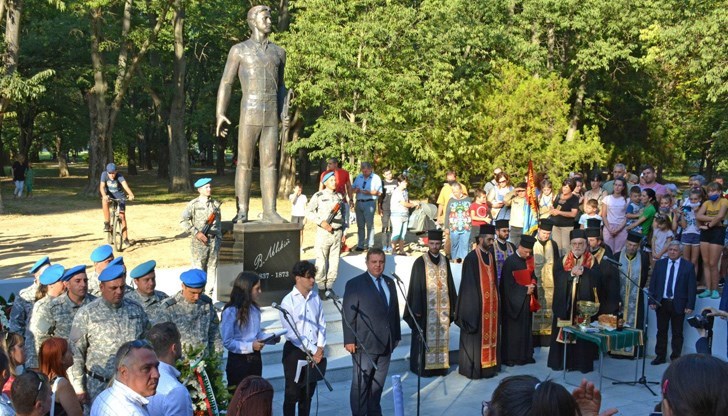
[146,322,193,416]
[278,261,327,416]
[352,162,383,251]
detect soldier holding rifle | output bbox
[306,172,344,291]
[181,178,222,295]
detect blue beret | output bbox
[29,256,51,274]
[321,171,335,184]
[90,245,113,262]
[109,256,124,267]
[39,264,65,285]
[61,265,87,282]
[130,260,156,279]
[180,269,207,288]
[99,265,125,282]
[194,178,212,188]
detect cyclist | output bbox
[100,162,135,245]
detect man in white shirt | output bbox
[146,323,193,416]
[91,340,160,416]
[278,261,327,416]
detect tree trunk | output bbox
[277,0,290,31]
[0,0,22,131]
[55,136,69,177]
[167,0,191,192]
[127,141,137,175]
[565,72,587,142]
[277,106,302,197]
[17,105,36,160]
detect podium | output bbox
[218,221,303,305]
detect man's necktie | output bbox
[377,278,388,307]
[666,260,675,299]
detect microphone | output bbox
[271,302,290,316]
[325,290,340,301]
[392,272,404,284]
[601,256,621,267]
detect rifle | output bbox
[324,202,341,233]
[200,202,222,242]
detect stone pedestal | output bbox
[218,221,303,305]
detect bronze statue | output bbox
[216,5,288,223]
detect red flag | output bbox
[526,160,539,213]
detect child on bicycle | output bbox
[100,163,135,245]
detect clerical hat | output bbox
[427,229,444,241]
[479,224,496,236]
[627,231,643,244]
[539,219,554,231]
[495,219,509,230]
[569,229,586,240]
[584,227,601,238]
[520,235,536,249]
[586,218,602,229]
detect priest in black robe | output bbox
[492,219,516,285]
[454,224,500,379]
[500,234,538,366]
[585,223,620,316]
[548,229,602,372]
[403,229,457,377]
[610,231,650,358]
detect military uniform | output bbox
[158,291,221,356]
[8,283,37,333]
[87,270,101,297]
[180,196,222,292]
[126,289,168,324]
[26,294,60,368]
[306,187,344,289]
[69,297,149,401]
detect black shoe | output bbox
[651,357,666,365]
[104,222,111,232]
[124,239,133,246]
[355,246,366,252]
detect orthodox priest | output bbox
[532,219,560,347]
[403,229,457,377]
[585,222,620,316]
[548,229,602,372]
[454,224,500,379]
[611,231,650,357]
[500,234,537,366]
[493,219,516,285]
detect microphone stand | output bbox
[278,307,333,400]
[393,273,429,416]
[606,257,661,396]
[328,293,378,371]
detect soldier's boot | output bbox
[234,168,252,223]
[260,168,286,224]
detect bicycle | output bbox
[107,196,126,252]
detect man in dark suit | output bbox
[343,248,401,416]
[648,241,697,365]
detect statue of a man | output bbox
[216,5,288,223]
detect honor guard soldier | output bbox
[180,178,222,296]
[26,264,66,368]
[9,256,51,334]
[31,264,96,390]
[126,260,168,324]
[306,171,344,291]
[158,269,222,356]
[70,264,150,404]
[87,245,114,297]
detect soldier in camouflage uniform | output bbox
[126,260,168,324]
[306,172,344,290]
[8,256,50,334]
[87,245,114,297]
[30,264,96,390]
[158,269,221,357]
[180,178,222,295]
[69,264,150,404]
[26,264,66,369]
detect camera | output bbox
[682,205,692,212]
[687,309,714,330]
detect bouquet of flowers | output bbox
[176,344,230,416]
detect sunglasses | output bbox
[26,370,46,404]
[119,339,153,363]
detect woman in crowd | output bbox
[550,178,580,256]
[659,354,728,416]
[488,172,513,220]
[482,375,617,416]
[221,272,279,387]
[679,189,703,276]
[390,174,418,255]
[696,182,728,299]
[626,188,658,237]
[583,174,607,213]
[227,376,274,416]
[38,337,83,416]
[600,177,628,254]
[1,332,26,395]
